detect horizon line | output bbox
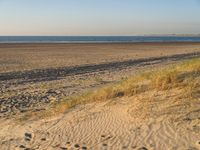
[1,34,200,37]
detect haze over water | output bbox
[0,0,200,36]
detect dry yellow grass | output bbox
[20,57,200,121]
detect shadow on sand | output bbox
[0,52,200,83]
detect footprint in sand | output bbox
[60,147,68,150]
[137,147,148,150]
[101,135,106,138]
[19,145,26,149]
[102,143,108,147]
[122,145,128,149]
[74,144,80,148]
[73,144,87,149]
[66,141,70,144]
[18,145,33,150]
[81,146,87,150]
[24,132,32,141]
[101,134,112,141]
[59,141,74,150]
[41,138,46,141]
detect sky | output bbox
[0,0,200,36]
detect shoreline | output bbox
[1,41,200,45]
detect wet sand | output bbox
[1,42,200,73]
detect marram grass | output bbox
[20,57,200,121]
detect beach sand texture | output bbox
[1,43,200,73]
[1,88,200,150]
[0,43,200,150]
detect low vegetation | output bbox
[20,57,200,121]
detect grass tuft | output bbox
[19,57,200,121]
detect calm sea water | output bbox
[0,36,200,43]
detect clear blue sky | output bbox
[0,0,200,35]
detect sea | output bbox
[0,36,200,43]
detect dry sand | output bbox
[1,89,200,150]
[0,43,200,150]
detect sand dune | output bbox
[1,87,200,150]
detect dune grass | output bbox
[20,57,200,121]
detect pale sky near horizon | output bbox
[0,0,200,36]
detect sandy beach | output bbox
[0,43,200,150]
[1,43,200,73]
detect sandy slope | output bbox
[0,88,200,150]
